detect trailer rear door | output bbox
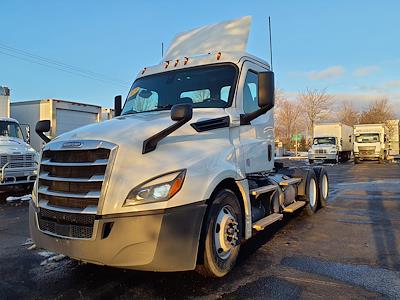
[56,109,98,136]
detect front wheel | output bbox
[196,189,243,277]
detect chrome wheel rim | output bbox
[309,178,317,208]
[214,205,239,260]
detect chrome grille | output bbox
[315,149,327,154]
[38,147,111,209]
[36,140,116,239]
[0,154,36,168]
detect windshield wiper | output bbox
[122,109,139,115]
[156,104,174,110]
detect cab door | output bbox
[236,61,274,174]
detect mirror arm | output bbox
[142,116,191,154]
[37,131,51,143]
[240,105,272,125]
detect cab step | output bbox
[279,177,302,186]
[250,185,278,196]
[283,201,306,213]
[252,213,283,231]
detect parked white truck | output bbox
[354,124,388,163]
[29,17,329,277]
[0,86,38,200]
[308,123,353,164]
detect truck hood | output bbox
[0,136,37,155]
[55,108,227,147]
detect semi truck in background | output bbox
[29,17,330,277]
[308,123,353,164]
[11,99,104,152]
[354,124,388,163]
[0,86,38,200]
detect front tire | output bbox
[196,189,243,277]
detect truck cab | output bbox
[308,123,353,164]
[354,124,388,163]
[0,117,38,199]
[30,17,328,277]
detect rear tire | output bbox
[354,158,360,164]
[309,159,314,164]
[300,169,319,216]
[196,189,242,277]
[312,166,329,208]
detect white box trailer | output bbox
[353,124,388,163]
[0,86,10,118]
[308,123,353,163]
[11,99,102,152]
[387,119,400,158]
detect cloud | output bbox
[353,65,380,77]
[384,80,400,89]
[307,66,345,80]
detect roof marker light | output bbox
[216,52,222,60]
[174,59,179,67]
[184,57,189,65]
[141,67,147,75]
[164,61,170,69]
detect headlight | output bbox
[124,170,186,206]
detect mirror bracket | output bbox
[35,120,51,143]
[142,104,192,154]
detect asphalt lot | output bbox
[1,161,400,299]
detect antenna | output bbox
[161,42,164,58]
[268,16,273,71]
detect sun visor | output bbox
[163,16,252,62]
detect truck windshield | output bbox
[313,137,336,145]
[0,121,24,139]
[122,64,238,115]
[356,133,379,143]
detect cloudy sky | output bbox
[1,0,399,116]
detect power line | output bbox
[0,41,131,88]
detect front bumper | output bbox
[30,201,207,271]
[354,153,380,160]
[0,167,37,189]
[308,153,337,160]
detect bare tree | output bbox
[359,98,394,124]
[298,88,333,138]
[336,100,359,126]
[274,89,303,148]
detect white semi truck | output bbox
[308,123,353,164]
[354,124,388,163]
[29,17,329,277]
[0,87,39,200]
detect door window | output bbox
[243,71,259,113]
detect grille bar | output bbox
[41,159,108,167]
[38,186,100,199]
[39,172,104,183]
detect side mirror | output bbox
[258,71,275,109]
[20,124,31,144]
[35,120,51,143]
[114,95,122,117]
[241,71,275,125]
[143,104,193,154]
[171,103,193,122]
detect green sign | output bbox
[291,134,302,142]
